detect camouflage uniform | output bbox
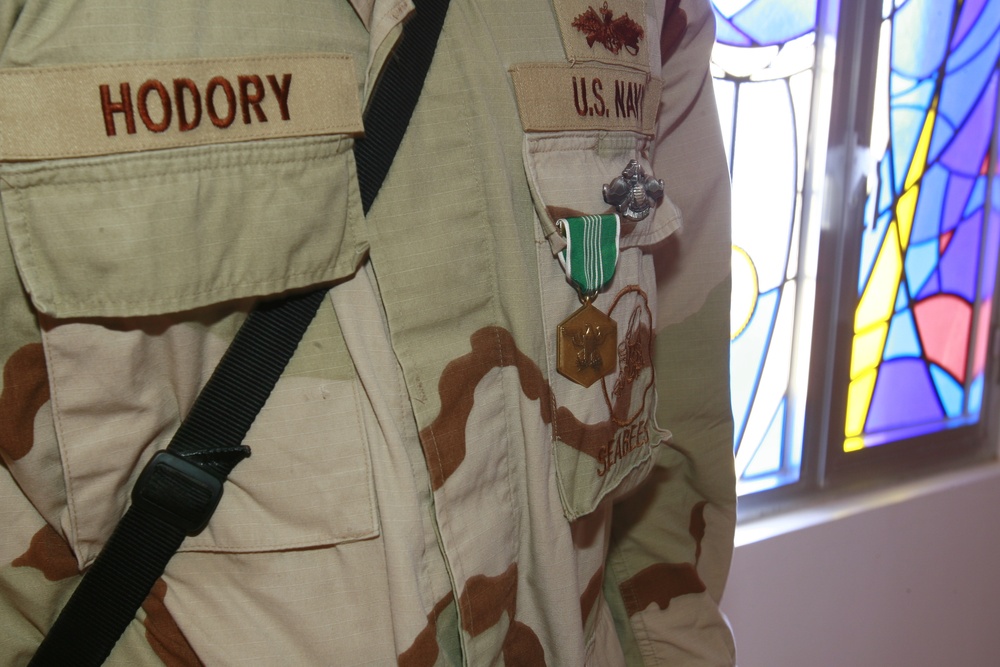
[0,0,735,664]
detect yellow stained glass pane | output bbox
[845,368,877,438]
[850,322,888,380]
[731,245,759,339]
[897,103,936,251]
[855,222,902,332]
[895,186,919,252]
[903,103,936,192]
[844,437,865,453]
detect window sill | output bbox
[734,459,1000,548]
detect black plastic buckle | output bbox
[131,450,225,536]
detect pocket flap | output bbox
[522,131,681,251]
[1,136,367,318]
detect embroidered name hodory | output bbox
[0,54,363,161]
[99,73,293,136]
[510,63,661,136]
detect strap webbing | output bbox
[29,1,449,664]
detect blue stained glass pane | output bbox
[940,75,999,176]
[928,115,958,163]
[896,282,911,311]
[744,398,786,477]
[713,8,754,46]
[910,164,950,243]
[966,175,988,217]
[939,37,1000,130]
[930,363,966,417]
[859,210,893,294]
[878,155,896,215]
[713,0,753,19]
[867,358,945,432]
[904,237,940,296]
[891,107,928,192]
[731,288,780,448]
[940,214,983,301]
[885,309,923,358]
[938,52,1000,140]
[953,0,991,47]
[892,0,953,79]
[733,0,816,46]
[970,374,985,414]
[944,0,1000,71]
[917,271,942,300]
[944,174,977,231]
[864,187,877,230]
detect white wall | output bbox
[720,464,1000,667]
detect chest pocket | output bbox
[523,130,680,520]
[0,135,377,568]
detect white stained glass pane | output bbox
[736,281,796,479]
[731,79,797,293]
[744,398,787,478]
[751,33,816,82]
[790,70,813,189]
[714,78,737,166]
[868,19,893,198]
[713,43,780,78]
[731,284,777,441]
[787,70,814,282]
[788,194,804,281]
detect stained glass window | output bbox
[846,0,1000,451]
[713,0,1000,498]
[711,0,821,494]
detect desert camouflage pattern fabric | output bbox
[0,0,736,664]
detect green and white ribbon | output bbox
[558,214,621,294]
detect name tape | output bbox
[510,63,660,136]
[0,53,363,161]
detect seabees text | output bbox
[597,418,649,477]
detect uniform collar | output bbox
[348,0,415,100]
[347,0,414,34]
[347,0,376,29]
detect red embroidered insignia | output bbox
[572,2,645,56]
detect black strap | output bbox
[30,2,449,664]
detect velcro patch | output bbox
[0,53,363,161]
[553,0,651,71]
[510,63,660,135]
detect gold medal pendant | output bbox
[556,298,618,388]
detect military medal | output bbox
[555,214,621,387]
[554,161,664,387]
